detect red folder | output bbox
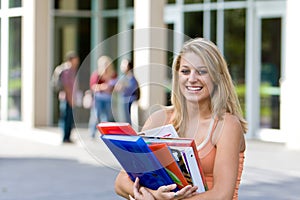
[97,122,137,135]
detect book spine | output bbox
[184,148,206,193]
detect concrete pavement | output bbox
[1,122,300,200]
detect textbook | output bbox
[101,134,177,191]
[97,122,137,135]
[139,124,179,138]
[143,136,208,193]
[97,122,178,138]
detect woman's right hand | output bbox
[129,178,155,200]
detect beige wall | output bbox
[134,0,167,128]
[23,0,50,127]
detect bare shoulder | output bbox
[142,106,174,131]
[214,113,245,151]
[224,113,242,127]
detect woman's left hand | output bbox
[165,185,198,200]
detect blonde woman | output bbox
[89,56,118,137]
[115,38,247,200]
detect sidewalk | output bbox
[1,123,300,200]
[0,123,123,200]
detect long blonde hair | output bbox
[97,55,116,80]
[171,38,248,134]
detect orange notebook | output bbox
[144,136,208,193]
[97,122,137,135]
[148,143,189,189]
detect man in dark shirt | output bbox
[59,51,80,143]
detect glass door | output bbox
[254,1,286,142]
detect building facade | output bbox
[1,0,298,148]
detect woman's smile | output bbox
[186,85,203,92]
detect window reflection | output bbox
[102,0,118,10]
[126,0,134,7]
[54,0,91,10]
[224,9,246,115]
[184,12,203,38]
[8,17,22,120]
[260,18,281,129]
[9,0,22,8]
[210,10,217,44]
[184,0,204,4]
[168,0,176,4]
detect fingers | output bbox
[133,177,140,188]
[159,184,177,193]
[132,178,140,195]
[173,185,198,199]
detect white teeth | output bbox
[187,86,202,91]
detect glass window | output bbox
[102,0,118,10]
[9,0,22,8]
[168,0,176,4]
[102,17,118,57]
[223,9,246,114]
[260,18,281,129]
[126,0,134,7]
[184,0,204,4]
[8,17,22,120]
[54,0,91,10]
[184,11,203,38]
[210,10,217,44]
[166,24,174,106]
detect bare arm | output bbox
[115,170,134,199]
[185,115,245,200]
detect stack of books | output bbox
[97,122,207,193]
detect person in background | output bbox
[89,55,118,138]
[115,59,140,124]
[59,51,80,143]
[114,38,247,200]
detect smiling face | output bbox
[178,52,215,104]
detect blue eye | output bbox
[180,69,190,75]
[198,69,208,75]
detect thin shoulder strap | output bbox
[197,116,216,151]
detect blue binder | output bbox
[101,134,175,190]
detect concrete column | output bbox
[282,0,300,149]
[134,0,167,126]
[22,0,50,127]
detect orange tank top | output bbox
[197,117,245,200]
